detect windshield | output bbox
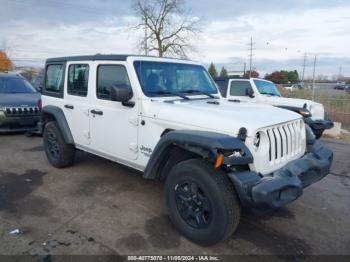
[254,79,281,97]
[0,77,37,94]
[134,61,218,97]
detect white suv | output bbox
[215,77,334,138]
[40,55,333,246]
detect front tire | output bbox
[43,121,75,168]
[165,159,241,246]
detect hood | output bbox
[261,96,325,120]
[263,96,321,109]
[144,98,301,137]
[0,93,41,108]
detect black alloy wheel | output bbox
[175,180,213,229]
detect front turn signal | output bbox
[215,154,224,168]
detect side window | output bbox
[68,64,89,97]
[45,64,64,94]
[230,81,252,96]
[97,65,131,100]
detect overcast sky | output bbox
[1,0,349,77]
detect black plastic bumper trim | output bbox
[305,118,334,131]
[227,141,333,212]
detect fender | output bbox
[276,105,311,117]
[143,130,253,180]
[41,105,75,144]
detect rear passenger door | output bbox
[227,80,256,102]
[89,62,138,161]
[63,62,91,146]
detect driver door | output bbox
[89,62,138,160]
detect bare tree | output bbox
[133,0,199,58]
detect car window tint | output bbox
[68,64,89,97]
[0,77,37,94]
[215,79,228,97]
[230,81,252,96]
[97,65,131,100]
[45,64,64,93]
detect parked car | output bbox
[31,75,44,92]
[0,72,41,133]
[334,85,346,90]
[215,77,333,138]
[282,83,303,91]
[40,55,333,246]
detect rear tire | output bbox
[165,159,241,246]
[43,121,75,168]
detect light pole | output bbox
[312,55,317,101]
[301,53,307,83]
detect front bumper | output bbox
[0,114,40,133]
[228,141,333,212]
[304,118,334,138]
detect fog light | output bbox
[279,187,300,202]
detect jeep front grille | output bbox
[4,107,41,117]
[266,119,305,164]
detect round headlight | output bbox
[253,132,260,148]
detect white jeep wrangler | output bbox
[40,55,333,246]
[214,77,334,138]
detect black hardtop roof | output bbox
[214,76,250,81]
[46,54,188,63]
[46,54,130,63]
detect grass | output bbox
[278,87,350,130]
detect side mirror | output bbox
[110,85,133,103]
[246,88,255,98]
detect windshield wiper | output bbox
[181,89,216,98]
[260,92,280,97]
[148,90,189,100]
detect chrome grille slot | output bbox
[4,106,41,117]
[266,119,304,164]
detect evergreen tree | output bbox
[220,66,228,78]
[208,62,218,78]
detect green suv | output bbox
[0,73,41,133]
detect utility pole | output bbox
[338,66,342,81]
[301,53,307,83]
[248,37,255,78]
[243,62,246,75]
[312,55,317,101]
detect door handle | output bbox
[90,109,103,116]
[64,104,74,109]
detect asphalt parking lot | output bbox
[0,134,349,258]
